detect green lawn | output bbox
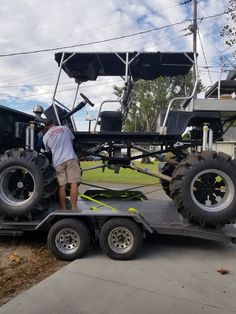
[80,161,160,184]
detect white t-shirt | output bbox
[43,126,77,167]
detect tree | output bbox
[114,72,204,163]
[221,0,236,59]
[114,72,204,133]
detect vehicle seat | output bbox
[100,111,122,132]
[205,70,236,98]
[160,110,221,136]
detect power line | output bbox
[0,66,55,85]
[0,19,190,58]
[0,78,121,90]
[122,33,188,51]
[199,65,220,69]
[0,31,189,91]
[197,4,235,70]
[0,0,192,55]
[0,82,73,89]
[197,30,212,84]
[0,10,226,58]
[4,78,123,99]
[0,29,190,87]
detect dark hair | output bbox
[44,119,54,127]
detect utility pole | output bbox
[192,0,197,97]
[192,0,197,55]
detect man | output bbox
[43,120,81,210]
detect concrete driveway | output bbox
[1,234,236,313]
[0,186,236,314]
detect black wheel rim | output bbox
[0,166,35,207]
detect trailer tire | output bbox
[170,151,236,227]
[0,149,57,220]
[99,218,143,260]
[47,219,91,261]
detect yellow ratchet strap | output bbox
[80,194,118,211]
[80,194,140,216]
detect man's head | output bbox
[44,119,54,129]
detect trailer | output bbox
[1,50,236,260]
[1,188,235,261]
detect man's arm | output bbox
[43,135,51,152]
[64,126,75,141]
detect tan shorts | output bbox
[55,159,81,186]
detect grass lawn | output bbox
[80,161,160,184]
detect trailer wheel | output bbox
[47,219,91,261]
[170,151,236,227]
[0,149,57,220]
[99,218,143,260]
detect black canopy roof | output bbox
[55,51,194,82]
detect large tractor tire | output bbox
[0,149,57,220]
[170,151,236,227]
[160,162,176,198]
[160,156,184,198]
[160,157,180,197]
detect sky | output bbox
[0,0,233,130]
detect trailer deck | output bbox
[1,195,236,244]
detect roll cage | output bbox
[34,50,236,169]
[52,51,196,131]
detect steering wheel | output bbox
[80,93,94,107]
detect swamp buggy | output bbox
[0,51,236,260]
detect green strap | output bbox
[80,194,140,215]
[80,194,118,211]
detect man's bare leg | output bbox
[58,185,66,210]
[70,182,78,209]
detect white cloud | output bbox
[0,0,233,129]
